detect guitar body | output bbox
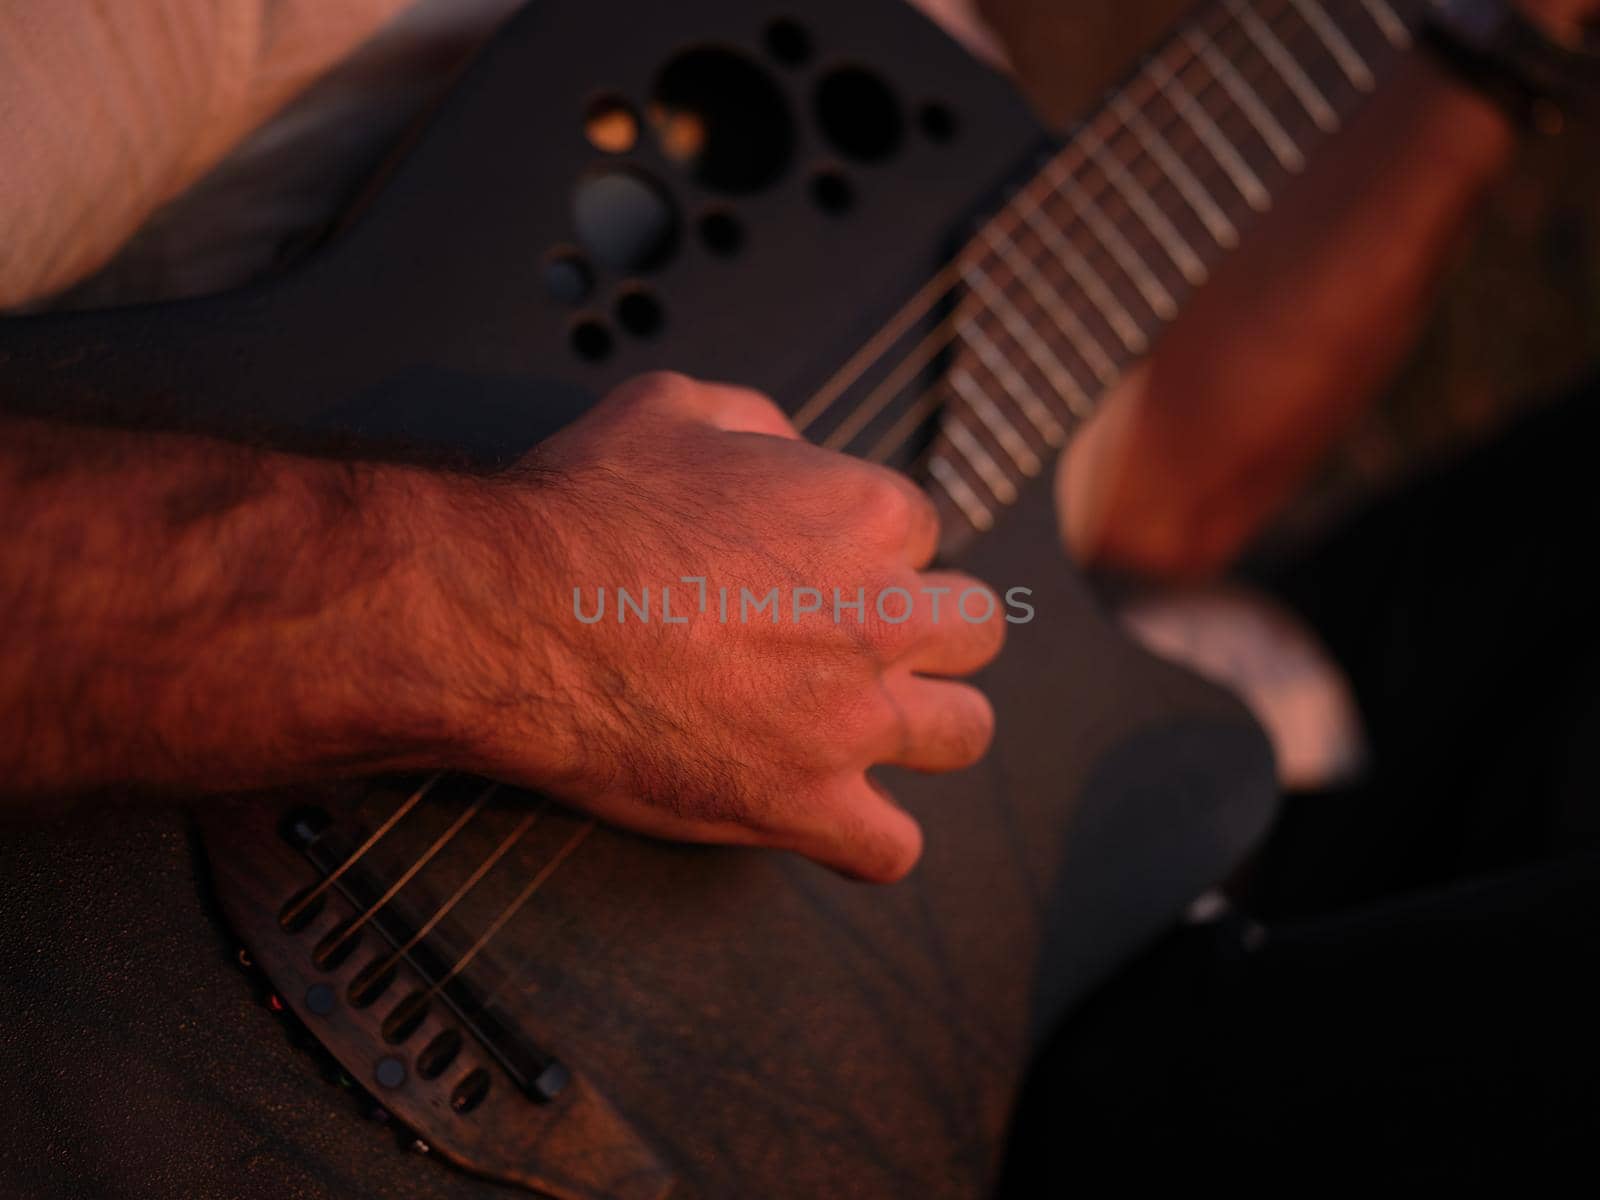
[0,1,1277,1196]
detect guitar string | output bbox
[847,0,1379,473]
[314,0,1397,995]
[351,802,548,998]
[280,770,442,926]
[313,782,497,963]
[413,819,596,1005]
[795,0,1380,446]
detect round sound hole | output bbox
[815,66,904,164]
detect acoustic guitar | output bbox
[0,0,1424,1195]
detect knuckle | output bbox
[624,370,695,410]
[856,471,915,531]
[732,387,786,423]
[829,682,894,753]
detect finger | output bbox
[898,571,1007,675]
[784,775,924,883]
[877,674,996,773]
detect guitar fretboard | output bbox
[804,0,1427,540]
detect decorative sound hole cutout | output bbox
[570,318,614,362]
[381,990,431,1044]
[418,1029,462,1079]
[313,919,362,969]
[650,47,795,194]
[616,288,665,338]
[452,1068,492,1114]
[349,958,398,1008]
[572,168,679,272]
[279,887,324,932]
[584,94,639,153]
[815,66,904,163]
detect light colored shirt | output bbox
[0,0,999,311]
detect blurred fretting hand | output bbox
[1058,0,1599,579]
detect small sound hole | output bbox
[418,1029,462,1079]
[348,958,398,1008]
[313,919,362,970]
[616,288,664,338]
[570,319,614,362]
[452,1068,492,1114]
[382,991,431,1044]
[279,887,324,933]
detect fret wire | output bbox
[1109,92,1241,248]
[981,224,1121,383]
[927,455,994,531]
[1183,26,1306,169]
[1359,0,1413,46]
[1045,160,1179,320]
[945,417,1019,503]
[1291,0,1377,90]
[1015,198,1148,352]
[1146,55,1272,211]
[956,345,1075,468]
[960,321,1068,444]
[949,368,1043,475]
[1224,0,1341,132]
[1075,123,1209,286]
[1177,5,1310,183]
[1074,84,1252,257]
[1260,0,1373,119]
[960,261,1097,417]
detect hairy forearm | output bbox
[0,418,506,800]
[1064,55,1518,578]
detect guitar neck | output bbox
[920,0,1428,537]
